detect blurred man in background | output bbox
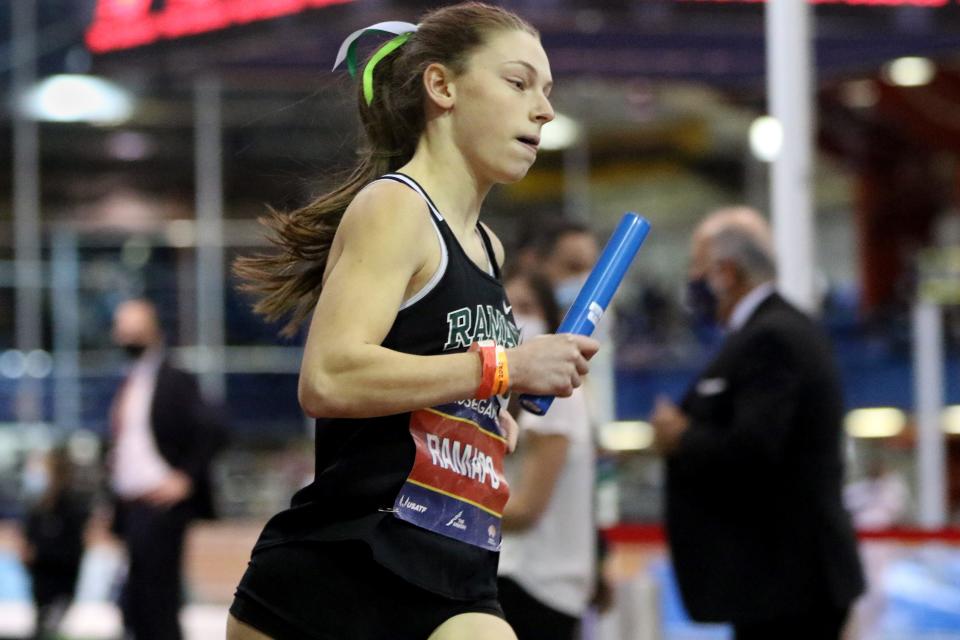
[650,207,864,640]
[109,299,225,640]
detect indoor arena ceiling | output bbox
[1,0,959,208]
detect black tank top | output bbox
[252,173,520,600]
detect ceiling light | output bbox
[845,407,906,438]
[749,115,782,163]
[540,112,582,151]
[165,220,195,248]
[943,406,960,435]
[598,420,653,452]
[19,74,133,124]
[884,57,935,88]
[0,350,26,379]
[24,350,53,379]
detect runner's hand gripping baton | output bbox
[519,213,651,416]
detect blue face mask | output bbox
[121,343,147,360]
[555,274,588,311]
[685,277,717,328]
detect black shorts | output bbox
[497,577,579,640]
[229,540,505,640]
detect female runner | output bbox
[228,4,598,639]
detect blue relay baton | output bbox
[519,213,651,416]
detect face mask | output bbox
[685,277,718,328]
[121,343,148,360]
[514,314,548,340]
[554,274,588,311]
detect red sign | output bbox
[680,0,953,4]
[86,0,354,53]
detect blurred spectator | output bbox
[108,299,226,640]
[19,446,90,640]
[527,220,624,432]
[498,270,598,640]
[534,220,599,311]
[844,455,909,530]
[512,214,552,276]
[649,207,865,640]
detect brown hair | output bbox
[234,2,538,336]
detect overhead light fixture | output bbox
[598,420,654,452]
[845,407,906,439]
[19,74,134,124]
[540,112,582,151]
[23,350,53,379]
[165,220,196,248]
[943,406,960,435]
[0,350,26,379]
[749,115,782,163]
[883,57,935,88]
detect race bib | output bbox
[393,399,509,551]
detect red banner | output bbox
[86,0,354,53]
[678,0,953,5]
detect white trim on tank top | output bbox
[383,173,495,277]
[373,174,450,311]
[381,173,444,221]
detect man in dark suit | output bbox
[109,299,226,640]
[651,208,864,640]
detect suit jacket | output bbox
[110,358,227,524]
[665,293,864,623]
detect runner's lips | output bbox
[516,135,540,151]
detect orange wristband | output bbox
[492,345,510,396]
[469,340,497,399]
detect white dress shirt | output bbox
[727,281,776,332]
[111,349,175,499]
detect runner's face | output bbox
[451,30,554,184]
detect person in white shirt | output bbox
[109,299,225,640]
[844,455,909,530]
[499,271,597,640]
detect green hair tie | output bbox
[333,22,417,104]
[362,33,412,106]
